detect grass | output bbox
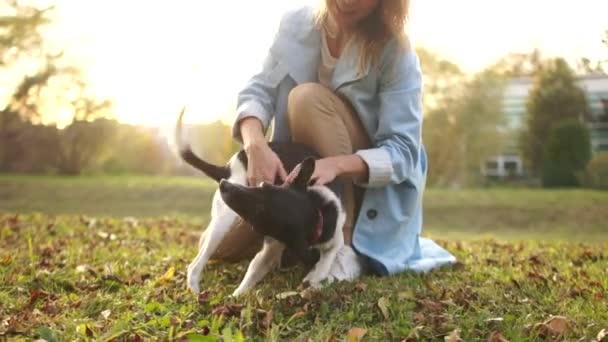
[1,174,607,340]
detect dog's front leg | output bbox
[232,238,284,297]
[303,242,342,287]
[187,209,238,293]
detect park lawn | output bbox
[0,175,607,340]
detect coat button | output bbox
[366,209,377,220]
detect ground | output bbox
[0,175,607,341]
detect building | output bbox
[483,74,608,178]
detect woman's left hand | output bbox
[309,157,340,185]
[285,157,340,186]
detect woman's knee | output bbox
[287,83,330,122]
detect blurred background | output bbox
[1,0,607,239]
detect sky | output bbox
[9,0,608,129]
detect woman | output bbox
[213,0,455,277]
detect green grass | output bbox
[1,175,607,340]
[2,174,607,240]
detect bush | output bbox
[583,152,608,190]
[541,119,591,187]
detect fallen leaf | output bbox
[377,297,390,320]
[75,264,98,277]
[528,254,543,265]
[154,266,175,286]
[346,327,367,342]
[27,289,49,308]
[292,311,306,319]
[355,282,368,292]
[101,309,111,320]
[488,331,509,342]
[1,255,12,266]
[545,316,569,336]
[485,317,504,322]
[398,290,415,300]
[275,291,299,300]
[197,290,212,304]
[444,329,460,342]
[77,323,95,338]
[262,310,273,329]
[534,316,569,339]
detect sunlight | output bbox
[38,0,608,129]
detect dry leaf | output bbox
[488,331,509,342]
[535,316,569,339]
[261,310,273,329]
[198,290,212,304]
[101,309,111,320]
[544,316,569,336]
[292,311,306,319]
[485,317,504,322]
[444,329,460,342]
[355,282,368,292]
[1,255,12,266]
[377,297,390,320]
[275,291,299,300]
[154,266,175,286]
[346,327,367,342]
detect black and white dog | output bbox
[176,110,346,296]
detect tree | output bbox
[0,1,114,174]
[416,47,464,111]
[489,48,544,78]
[417,48,464,186]
[522,58,588,176]
[419,48,506,187]
[542,120,591,187]
[0,0,52,66]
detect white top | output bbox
[318,28,338,88]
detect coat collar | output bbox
[272,9,370,90]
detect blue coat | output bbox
[232,6,455,275]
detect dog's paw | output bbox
[231,287,245,297]
[186,271,201,294]
[303,270,322,286]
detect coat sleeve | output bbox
[355,41,424,188]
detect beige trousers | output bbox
[206,83,371,261]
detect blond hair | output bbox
[315,0,410,71]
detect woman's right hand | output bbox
[240,117,287,186]
[244,141,288,186]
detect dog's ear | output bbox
[291,157,316,191]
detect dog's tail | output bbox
[175,107,230,182]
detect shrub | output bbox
[583,152,608,190]
[541,120,591,187]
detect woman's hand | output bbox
[244,140,288,186]
[240,117,288,186]
[286,157,340,186]
[286,155,368,186]
[308,158,340,185]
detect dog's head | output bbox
[219,157,319,240]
